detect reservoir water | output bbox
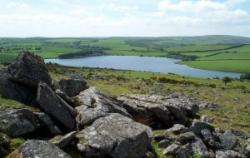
[46,56,241,78]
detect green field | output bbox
[0,35,250,74]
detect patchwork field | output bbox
[0,35,250,74]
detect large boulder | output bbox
[36,82,76,131]
[76,113,152,158]
[7,140,71,158]
[0,109,40,137]
[7,52,52,88]
[117,94,198,128]
[59,79,88,97]
[0,70,35,104]
[75,87,130,129]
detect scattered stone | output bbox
[163,143,192,158]
[191,137,211,158]
[216,150,246,158]
[36,82,76,130]
[0,109,40,137]
[176,132,196,144]
[7,140,71,158]
[199,102,219,109]
[166,124,188,134]
[219,130,240,150]
[7,52,52,88]
[76,113,152,158]
[158,139,172,149]
[201,129,221,149]
[50,131,76,148]
[200,115,213,123]
[59,78,88,97]
[190,120,215,136]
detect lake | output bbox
[46,56,241,78]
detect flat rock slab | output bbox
[76,113,152,158]
[7,140,71,158]
[118,94,199,128]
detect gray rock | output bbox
[118,94,198,128]
[176,132,196,144]
[201,129,221,149]
[199,102,219,109]
[190,120,215,136]
[219,130,240,150]
[8,140,71,158]
[76,113,152,158]
[158,139,172,148]
[7,52,52,88]
[0,70,35,104]
[50,131,76,148]
[35,112,63,135]
[216,150,246,158]
[75,87,130,129]
[166,124,188,134]
[191,137,211,158]
[59,78,88,97]
[0,133,10,157]
[0,109,40,137]
[36,82,76,130]
[163,143,192,158]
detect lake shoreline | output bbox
[45,55,242,79]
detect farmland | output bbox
[0,35,250,74]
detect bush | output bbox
[240,73,250,80]
[222,77,232,85]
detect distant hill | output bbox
[124,35,250,48]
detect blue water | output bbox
[45,56,241,78]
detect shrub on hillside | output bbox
[240,73,250,80]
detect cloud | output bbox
[0,0,249,37]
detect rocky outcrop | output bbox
[0,109,40,137]
[118,94,199,128]
[153,120,250,158]
[76,113,152,158]
[8,140,71,158]
[59,79,88,97]
[75,87,130,128]
[7,52,52,88]
[36,82,76,131]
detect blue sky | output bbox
[0,0,249,37]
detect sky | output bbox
[0,0,249,37]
